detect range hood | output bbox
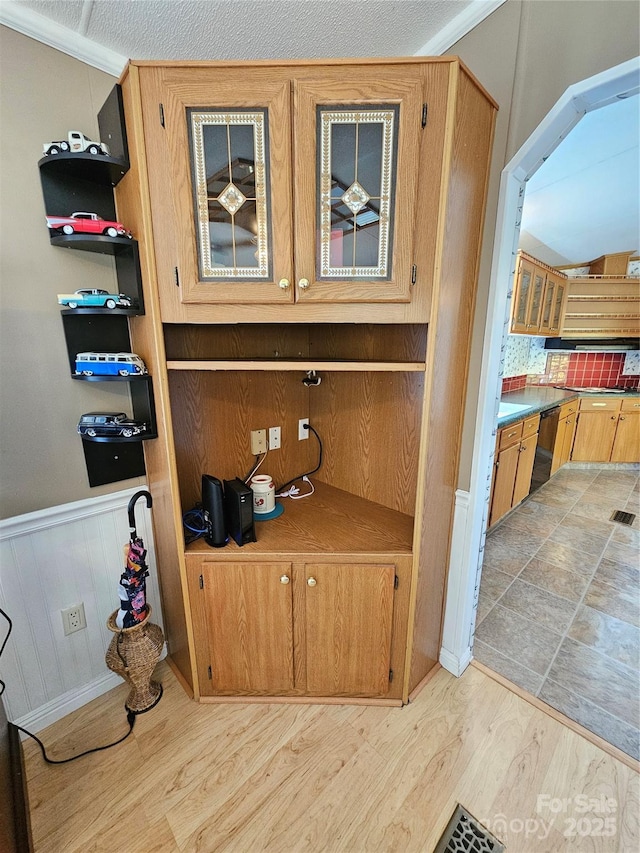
[544,338,639,352]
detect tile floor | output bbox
[474,466,640,760]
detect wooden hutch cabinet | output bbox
[115,58,497,705]
[511,251,568,336]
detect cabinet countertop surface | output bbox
[497,385,639,428]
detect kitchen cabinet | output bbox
[552,401,578,473]
[489,414,540,527]
[187,552,410,699]
[571,397,639,462]
[137,65,428,317]
[561,276,640,338]
[115,57,496,704]
[510,252,568,336]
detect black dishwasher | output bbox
[530,406,560,493]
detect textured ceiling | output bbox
[17,0,478,60]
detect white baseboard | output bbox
[13,646,168,736]
[439,646,473,678]
[13,671,124,736]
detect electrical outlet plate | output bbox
[268,426,281,450]
[250,428,267,454]
[298,418,309,440]
[62,603,86,636]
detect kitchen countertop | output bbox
[498,386,639,428]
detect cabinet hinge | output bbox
[159,103,165,128]
[411,265,417,286]
[394,574,399,590]
[199,574,204,589]
[174,266,180,288]
[207,665,212,680]
[389,669,394,682]
[421,103,428,128]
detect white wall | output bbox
[0,487,163,730]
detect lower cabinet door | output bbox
[571,412,618,462]
[512,432,538,507]
[304,563,395,697]
[190,562,295,695]
[489,442,520,527]
[611,413,640,462]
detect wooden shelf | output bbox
[167,360,426,372]
[186,481,414,556]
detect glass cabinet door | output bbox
[294,72,424,303]
[152,71,294,304]
[527,269,546,330]
[511,258,534,332]
[551,280,567,332]
[540,277,556,335]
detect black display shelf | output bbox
[38,152,129,187]
[61,307,141,318]
[71,373,150,382]
[80,433,156,443]
[81,440,146,488]
[49,233,135,254]
[41,84,156,488]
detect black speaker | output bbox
[224,478,256,546]
[201,474,227,547]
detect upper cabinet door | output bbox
[293,72,424,303]
[150,69,294,304]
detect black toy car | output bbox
[77,412,146,438]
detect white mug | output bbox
[250,474,275,514]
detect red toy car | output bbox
[46,212,131,238]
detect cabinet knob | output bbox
[611,415,617,420]
[519,444,527,451]
[619,416,626,421]
[280,575,290,584]
[278,278,290,290]
[307,577,317,587]
[298,278,310,290]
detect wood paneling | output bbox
[168,370,312,511]
[408,65,497,692]
[311,371,423,515]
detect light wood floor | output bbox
[24,662,638,852]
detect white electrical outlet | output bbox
[298,418,309,440]
[62,603,86,636]
[268,426,281,450]
[250,429,267,454]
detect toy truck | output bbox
[43,131,109,156]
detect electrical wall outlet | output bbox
[298,418,309,440]
[268,426,281,450]
[62,603,86,636]
[250,428,267,454]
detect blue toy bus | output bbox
[75,352,147,377]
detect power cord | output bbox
[276,423,322,494]
[0,606,136,764]
[182,505,207,543]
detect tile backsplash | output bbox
[502,334,639,392]
[527,351,639,388]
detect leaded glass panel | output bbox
[317,105,398,279]
[188,109,271,280]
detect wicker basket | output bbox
[105,606,164,713]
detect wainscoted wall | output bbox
[0,487,164,731]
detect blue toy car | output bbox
[58,289,135,309]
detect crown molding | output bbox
[414,0,507,56]
[0,1,126,77]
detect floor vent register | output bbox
[434,804,505,853]
[610,509,636,526]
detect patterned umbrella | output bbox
[115,491,152,629]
